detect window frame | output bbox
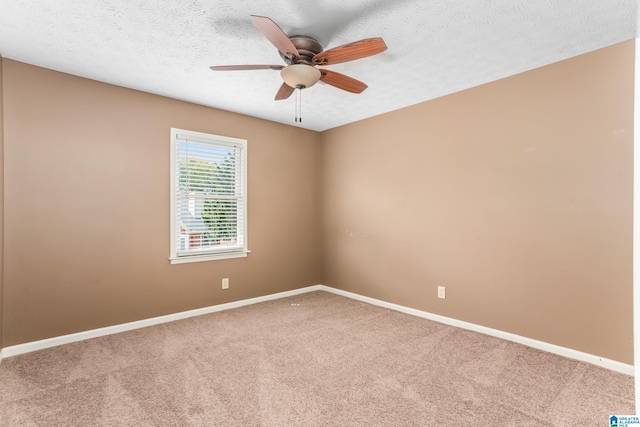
[169,128,248,264]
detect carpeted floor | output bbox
[0,291,634,426]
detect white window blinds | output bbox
[170,129,247,263]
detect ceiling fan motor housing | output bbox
[280,35,323,65]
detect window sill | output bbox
[169,250,249,264]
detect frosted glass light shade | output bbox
[281,64,321,89]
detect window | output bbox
[170,128,248,264]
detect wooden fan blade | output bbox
[210,65,284,71]
[320,69,368,93]
[275,82,295,100]
[251,15,299,58]
[313,37,387,65]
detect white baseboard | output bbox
[1,285,323,359]
[1,284,633,376]
[317,285,634,376]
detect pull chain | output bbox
[294,86,303,123]
[295,88,299,122]
[299,88,302,123]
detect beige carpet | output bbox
[0,291,634,426]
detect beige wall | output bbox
[320,41,634,364]
[2,60,321,346]
[0,56,4,351]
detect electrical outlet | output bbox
[437,286,446,299]
[222,278,229,289]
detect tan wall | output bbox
[0,56,4,351]
[2,60,321,346]
[320,41,634,364]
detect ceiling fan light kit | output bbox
[211,15,387,122]
[281,64,321,89]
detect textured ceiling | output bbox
[0,0,636,132]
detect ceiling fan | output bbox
[210,15,387,103]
